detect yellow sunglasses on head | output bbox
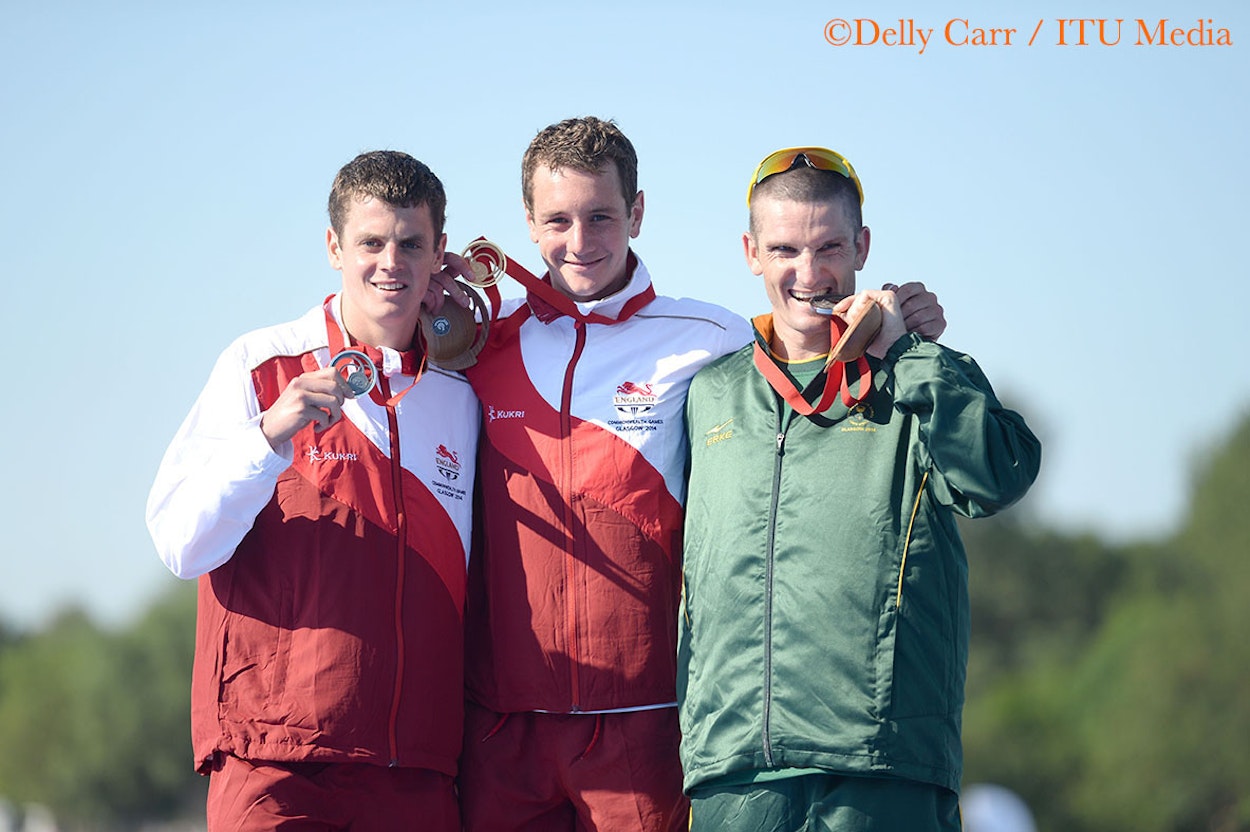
[746,146,864,207]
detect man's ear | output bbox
[854,226,871,271]
[743,231,764,276]
[326,227,343,270]
[525,200,541,244]
[628,190,645,238]
[432,232,448,271]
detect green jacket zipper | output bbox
[762,403,794,766]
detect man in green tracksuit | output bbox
[677,147,1042,831]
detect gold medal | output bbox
[461,239,507,288]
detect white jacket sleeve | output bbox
[146,340,295,579]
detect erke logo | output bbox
[704,418,734,447]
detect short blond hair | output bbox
[748,167,862,235]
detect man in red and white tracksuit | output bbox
[457,118,751,831]
[146,151,478,831]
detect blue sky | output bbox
[1,1,1246,630]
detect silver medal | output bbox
[330,349,377,397]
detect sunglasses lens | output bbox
[747,147,862,206]
[748,151,804,200]
[756,150,803,181]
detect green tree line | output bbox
[961,413,1250,831]
[0,583,204,830]
[2,416,1248,830]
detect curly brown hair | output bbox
[521,116,638,214]
[328,150,447,237]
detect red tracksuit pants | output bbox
[206,755,459,831]
[459,701,688,831]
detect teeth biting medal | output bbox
[807,292,848,316]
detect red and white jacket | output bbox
[464,257,750,714]
[146,296,478,775]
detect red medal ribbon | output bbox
[468,236,655,326]
[751,314,872,415]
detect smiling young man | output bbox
[454,117,751,832]
[525,144,644,302]
[676,147,1042,831]
[146,151,478,831]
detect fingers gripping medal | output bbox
[809,294,883,365]
[330,349,377,397]
[415,238,506,369]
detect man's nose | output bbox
[379,243,399,268]
[793,251,818,285]
[567,221,587,253]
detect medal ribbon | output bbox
[751,314,873,415]
[322,295,426,408]
[468,236,656,325]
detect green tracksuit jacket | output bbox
[677,332,1041,795]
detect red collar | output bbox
[323,295,425,407]
[502,249,655,326]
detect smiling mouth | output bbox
[563,256,605,269]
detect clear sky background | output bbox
[1,1,1246,631]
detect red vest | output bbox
[191,347,475,775]
[463,264,750,713]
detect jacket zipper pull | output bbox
[776,432,785,455]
